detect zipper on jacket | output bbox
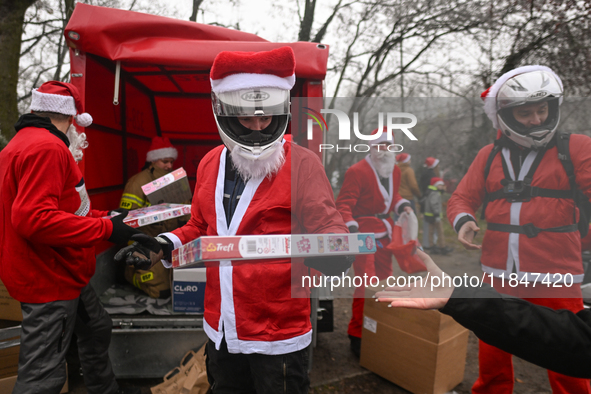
[283,357,287,393]
[57,317,67,352]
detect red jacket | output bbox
[165,142,347,355]
[447,135,591,283]
[336,156,407,239]
[0,125,113,303]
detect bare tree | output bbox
[0,0,37,141]
[189,0,205,22]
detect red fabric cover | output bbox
[336,157,404,234]
[385,228,426,273]
[447,134,591,280]
[0,127,113,303]
[65,4,329,80]
[210,47,295,80]
[172,142,347,344]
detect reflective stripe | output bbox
[121,193,145,207]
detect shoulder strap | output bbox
[556,132,578,224]
[481,141,504,220]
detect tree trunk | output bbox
[0,0,36,140]
[190,0,204,22]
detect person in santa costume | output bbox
[447,65,591,394]
[335,129,413,357]
[419,156,441,248]
[0,81,141,394]
[114,47,351,393]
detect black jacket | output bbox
[440,284,591,378]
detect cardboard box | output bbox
[172,233,377,268]
[0,364,68,393]
[172,268,206,314]
[104,203,191,228]
[0,281,22,322]
[360,284,469,394]
[141,167,192,205]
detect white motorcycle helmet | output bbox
[483,66,563,150]
[209,47,296,161]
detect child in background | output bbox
[424,177,453,255]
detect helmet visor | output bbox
[212,88,290,117]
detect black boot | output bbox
[349,334,361,358]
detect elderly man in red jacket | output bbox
[336,129,412,357]
[0,82,139,394]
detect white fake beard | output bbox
[230,143,286,182]
[370,149,396,178]
[66,124,88,162]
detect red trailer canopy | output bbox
[64,4,328,254]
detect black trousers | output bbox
[13,284,118,394]
[206,338,310,394]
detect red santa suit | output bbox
[163,142,347,355]
[336,154,409,338]
[448,66,591,393]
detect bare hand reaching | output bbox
[375,250,454,310]
[458,220,481,250]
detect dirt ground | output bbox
[66,228,561,393]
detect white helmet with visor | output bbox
[210,47,296,160]
[482,65,563,150]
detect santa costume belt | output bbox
[355,214,390,220]
[487,222,577,238]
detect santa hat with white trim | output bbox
[424,157,439,168]
[210,46,296,94]
[481,65,563,130]
[30,81,93,127]
[146,136,178,163]
[430,177,445,187]
[371,126,393,145]
[396,153,410,163]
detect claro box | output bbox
[141,167,192,205]
[360,283,469,394]
[104,203,191,228]
[172,268,206,314]
[0,281,22,321]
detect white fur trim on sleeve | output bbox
[147,147,178,162]
[30,89,77,115]
[211,73,296,94]
[452,213,476,233]
[159,232,183,268]
[483,65,563,129]
[345,220,359,229]
[395,198,410,214]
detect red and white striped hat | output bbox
[396,153,410,163]
[210,46,296,94]
[30,81,92,127]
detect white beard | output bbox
[230,143,286,181]
[370,149,396,178]
[66,124,88,162]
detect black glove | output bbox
[114,234,173,270]
[348,225,359,233]
[304,255,355,276]
[108,211,140,244]
[109,207,129,217]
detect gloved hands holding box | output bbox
[114,233,173,270]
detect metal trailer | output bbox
[65,4,333,378]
